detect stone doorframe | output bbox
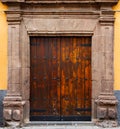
[1,0,118,127]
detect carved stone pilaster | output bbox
[95,8,118,127]
[3,7,25,127]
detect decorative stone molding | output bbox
[1,0,25,2]
[1,0,118,4]
[1,0,118,127]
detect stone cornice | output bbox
[1,0,25,2]
[1,0,118,4]
[5,11,22,24]
[2,0,118,24]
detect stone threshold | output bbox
[25,121,94,126]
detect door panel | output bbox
[60,37,91,120]
[30,37,91,121]
[30,37,61,120]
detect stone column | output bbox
[3,10,25,126]
[95,8,118,127]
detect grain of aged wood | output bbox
[30,37,91,121]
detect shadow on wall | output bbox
[115,91,120,125]
[0,91,6,126]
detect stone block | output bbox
[23,101,29,123]
[8,68,12,84]
[108,108,117,119]
[92,80,101,99]
[4,109,12,121]
[92,52,101,80]
[97,107,107,119]
[11,26,20,57]
[8,26,12,56]
[11,56,21,68]
[104,53,113,80]
[21,68,30,100]
[13,109,21,121]
[8,56,12,68]
[92,98,97,119]
[11,69,20,84]
[24,18,97,33]
[103,26,113,53]
[101,80,113,93]
[7,84,21,96]
[20,23,30,68]
[92,35,104,53]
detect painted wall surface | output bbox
[113,1,120,90]
[0,2,7,90]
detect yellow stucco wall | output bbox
[0,2,7,90]
[113,1,120,90]
[0,2,120,90]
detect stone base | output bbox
[95,93,118,127]
[96,120,118,128]
[3,96,25,127]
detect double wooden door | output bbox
[30,37,91,121]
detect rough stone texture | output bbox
[4,109,12,121]
[3,101,25,127]
[114,90,120,125]
[0,90,6,126]
[95,93,118,127]
[96,120,118,128]
[1,0,118,127]
[24,19,97,34]
[13,110,21,121]
[108,107,117,119]
[97,107,107,119]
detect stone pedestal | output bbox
[3,97,25,127]
[95,93,118,127]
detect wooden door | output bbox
[30,37,91,121]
